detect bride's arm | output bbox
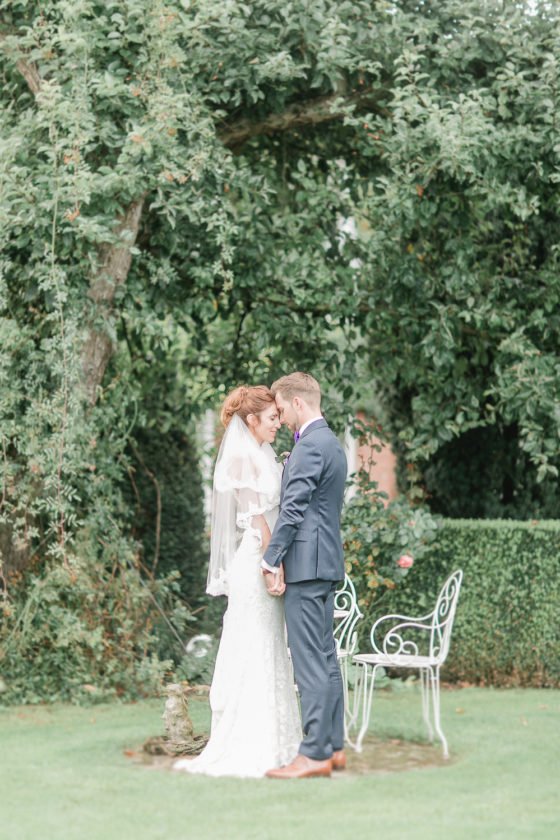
[236,482,271,550]
[252,513,272,553]
[242,508,285,593]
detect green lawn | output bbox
[1,686,558,840]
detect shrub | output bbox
[358,519,560,687]
[0,531,183,705]
[342,419,439,632]
[125,427,208,608]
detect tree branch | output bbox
[88,198,145,305]
[0,32,42,96]
[218,87,383,149]
[130,443,162,577]
[15,56,41,95]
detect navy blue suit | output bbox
[263,419,347,760]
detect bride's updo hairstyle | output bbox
[220,385,275,428]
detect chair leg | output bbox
[345,661,362,751]
[346,659,361,733]
[344,661,362,751]
[355,663,379,753]
[429,666,449,759]
[420,668,434,743]
[339,655,350,743]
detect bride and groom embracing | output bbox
[174,372,348,779]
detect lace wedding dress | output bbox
[174,416,301,778]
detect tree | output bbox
[0,0,394,699]
[346,2,560,514]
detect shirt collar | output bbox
[298,415,324,437]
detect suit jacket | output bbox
[263,418,347,583]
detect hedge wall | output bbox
[360,519,560,687]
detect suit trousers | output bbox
[284,578,344,760]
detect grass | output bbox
[1,686,558,840]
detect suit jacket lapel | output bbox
[280,419,327,503]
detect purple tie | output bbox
[294,430,300,443]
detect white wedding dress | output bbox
[174,416,302,778]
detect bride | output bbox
[174,385,302,778]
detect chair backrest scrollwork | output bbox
[368,569,463,664]
[334,574,363,657]
[430,570,463,662]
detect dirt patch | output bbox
[126,735,450,776]
[339,736,451,775]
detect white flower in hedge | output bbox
[185,634,214,658]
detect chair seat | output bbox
[353,652,439,668]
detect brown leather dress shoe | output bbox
[265,753,332,779]
[331,750,346,771]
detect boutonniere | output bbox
[276,451,292,466]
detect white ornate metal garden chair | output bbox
[333,574,363,741]
[349,569,463,758]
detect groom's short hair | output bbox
[271,372,321,408]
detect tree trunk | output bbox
[81,197,145,404]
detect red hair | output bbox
[220,385,275,428]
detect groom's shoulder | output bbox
[302,422,342,450]
[300,419,328,442]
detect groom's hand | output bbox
[263,564,286,596]
[275,563,286,596]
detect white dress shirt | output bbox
[261,415,324,574]
[297,415,324,438]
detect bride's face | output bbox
[249,403,281,445]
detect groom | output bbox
[261,372,347,779]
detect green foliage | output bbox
[343,491,439,632]
[0,541,178,704]
[343,1,560,510]
[370,519,560,687]
[2,0,560,700]
[125,427,207,606]
[174,637,220,688]
[422,426,560,518]
[342,419,439,623]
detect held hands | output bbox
[262,563,286,597]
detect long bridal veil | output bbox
[206,414,281,596]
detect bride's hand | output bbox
[263,564,286,596]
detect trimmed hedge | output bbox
[360,519,560,687]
